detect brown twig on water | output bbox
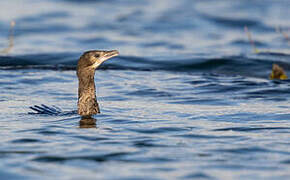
[0,21,15,54]
[244,26,258,53]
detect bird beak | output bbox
[101,50,119,62]
[92,50,119,69]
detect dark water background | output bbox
[0,0,290,179]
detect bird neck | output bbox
[77,69,100,116]
[78,70,95,95]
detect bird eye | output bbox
[95,54,100,58]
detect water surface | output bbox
[0,0,290,179]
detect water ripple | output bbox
[33,152,137,163]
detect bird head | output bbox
[77,50,119,71]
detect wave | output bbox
[0,52,289,78]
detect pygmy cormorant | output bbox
[29,50,119,116]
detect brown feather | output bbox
[76,50,118,116]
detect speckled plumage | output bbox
[76,50,119,116]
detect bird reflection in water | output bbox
[79,116,97,128]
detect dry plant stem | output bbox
[0,21,15,54]
[244,26,258,53]
[282,32,290,43]
[270,64,288,80]
[276,26,290,45]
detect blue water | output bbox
[0,0,290,179]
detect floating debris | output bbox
[270,64,288,80]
